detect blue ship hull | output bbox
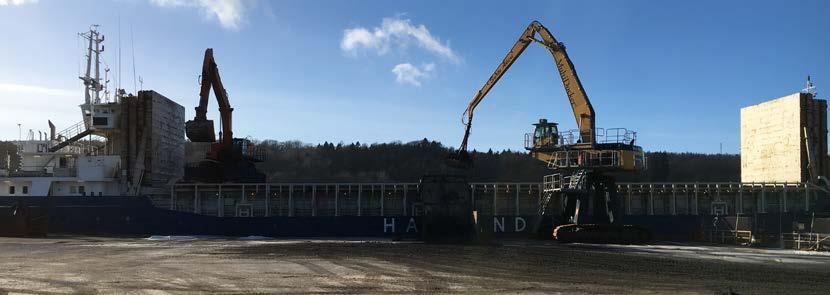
[0,196,823,242]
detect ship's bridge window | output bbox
[22,186,28,194]
[92,117,108,126]
[9,186,15,195]
[78,186,85,195]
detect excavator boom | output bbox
[459,21,595,154]
[183,48,265,183]
[186,48,234,147]
[442,21,648,244]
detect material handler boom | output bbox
[453,20,648,243]
[458,20,595,159]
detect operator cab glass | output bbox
[532,119,559,147]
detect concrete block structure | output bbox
[119,90,185,194]
[741,92,827,183]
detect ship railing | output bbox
[67,137,111,155]
[525,128,639,150]
[545,148,647,171]
[542,172,589,193]
[783,232,830,251]
[542,174,562,192]
[48,120,99,153]
[8,165,77,177]
[598,128,636,144]
[524,133,566,150]
[168,181,825,218]
[547,149,618,169]
[55,120,88,142]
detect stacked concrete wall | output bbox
[120,91,185,193]
[145,91,185,187]
[741,92,827,182]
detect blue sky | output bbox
[0,0,828,154]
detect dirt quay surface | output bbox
[0,237,828,294]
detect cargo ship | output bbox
[1,26,828,250]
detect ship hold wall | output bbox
[740,92,828,183]
[120,90,185,195]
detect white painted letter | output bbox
[494,217,505,232]
[384,218,395,233]
[515,217,526,232]
[406,217,418,233]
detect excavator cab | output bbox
[531,119,559,149]
[233,138,264,162]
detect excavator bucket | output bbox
[185,119,216,142]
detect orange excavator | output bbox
[452,21,649,243]
[184,48,265,183]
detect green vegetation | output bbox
[252,139,740,183]
[0,140,740,182]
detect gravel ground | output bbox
[0,236,828,294]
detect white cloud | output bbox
[341,17,460,63]
[150,0,247,31]
[392,63,434,87]
[0,0,38,6]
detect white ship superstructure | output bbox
[0,25,185,198]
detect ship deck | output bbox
[167,181,820,218]
[0,236,828,294]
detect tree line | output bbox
[250,139,740,183]
[0,139,740,182]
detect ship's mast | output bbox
[79,25,105,128]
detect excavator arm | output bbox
[441,21,648,244]
[187,48,234,147]
[184,48,266,182]
[457,21,595,156]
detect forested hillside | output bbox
[251,139,740,183]
[0,139,741,182]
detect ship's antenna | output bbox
[94,27,103,104]
[118,15,122,100]
[76,33,81,78]
[131,23,137,95]
[803,75,817,97]
[104,67,111,102]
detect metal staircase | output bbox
[539,170,587,216]
[542,168,587,192]
[48,120,93,152]
[567,170,586,190]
